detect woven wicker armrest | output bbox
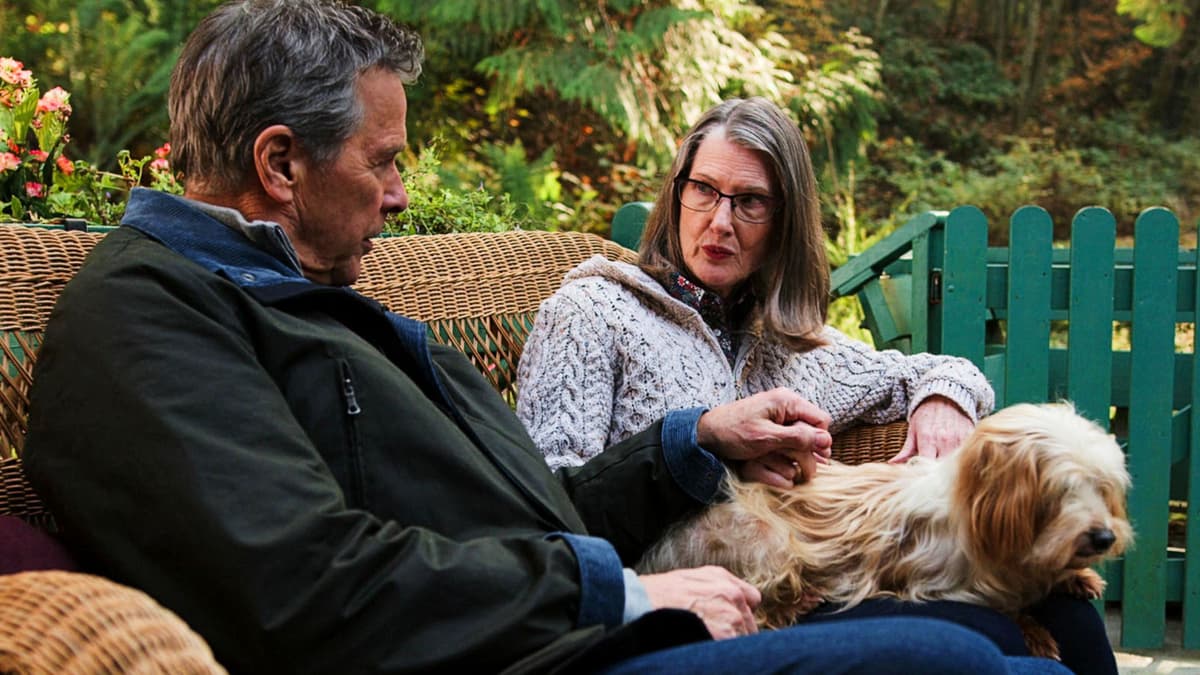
[830,420,909,465]
[0,570,226,674]
[0,457,52,530]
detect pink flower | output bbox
[25,182,45,198]
[36,86,71,115]
[28,149,48,162]
[56,155,73,175]
[154,142,171,159]
[150,158,170,171]
[0,152,18,172]
[0,58,32,88]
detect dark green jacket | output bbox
[25,189,721,674]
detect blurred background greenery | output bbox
[2,0,1197,251]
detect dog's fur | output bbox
[638,402,1132,657]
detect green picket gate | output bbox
[831,205,1199,650]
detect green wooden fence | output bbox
[831,205,1199,650]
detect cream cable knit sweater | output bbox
[516,256,995,471]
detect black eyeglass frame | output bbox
[674,177,779,224]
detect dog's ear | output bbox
[953,425,1041,566]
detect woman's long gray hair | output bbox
[639,97,829,352]
[168,0,424,193]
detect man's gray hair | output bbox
[168,0,424,193]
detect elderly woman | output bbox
[516,97,1116,675]
[516,96,992,484]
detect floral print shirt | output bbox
[664,271,753,368]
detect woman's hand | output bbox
[888,395,974,463]
[737,450,830,487]
[697,388,832,487]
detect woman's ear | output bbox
[253,124,299,205]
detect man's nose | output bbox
[384,169,408,214]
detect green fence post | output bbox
[939,207,988,369]
[1122,207,1179,648]
[1004,206,1053,406]
[1187,238,1200,649]
[1065,207,1118,616]
[910,227,941,354]
[1066,207,1117,427]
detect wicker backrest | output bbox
[355,230,638,405]
[0,223,902,526]
[0,225,639,521]
[0,226,635,455]
[0,226,105,456]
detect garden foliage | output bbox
[0,57,179,224]
[1,0,1197,248]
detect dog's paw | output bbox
[1017,613,1061,661]
[1059,568,1106,599]
[758,588,826,629]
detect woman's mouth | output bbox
[702,245,733,260]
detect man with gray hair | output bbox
[24,1,1070,673]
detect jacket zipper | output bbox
[340,360,362,415]
[338,359,365,505]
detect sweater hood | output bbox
[562,255,713,330]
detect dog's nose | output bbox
[1089,528,1116,553]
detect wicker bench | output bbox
[0,223,906,672]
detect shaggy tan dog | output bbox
[638,402,1132,658]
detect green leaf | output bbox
[10,89,38,146]
[0,106,13,143]
[1117,0,1191,47]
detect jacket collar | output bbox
[120,188,306,288]
[121,188,445,385]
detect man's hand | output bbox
[639,566,762,639]
[697,388,832,487]
[888,395,974,463]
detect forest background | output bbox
[2,0,1199,329]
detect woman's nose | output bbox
[708,197,735,232]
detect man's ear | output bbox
[253,124,301,205]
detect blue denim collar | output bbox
[120,187,445,402]
[119,188,307,288]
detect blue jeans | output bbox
[799,595,1115,675]
[596,616,1070,674]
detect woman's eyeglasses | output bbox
[675,178,777,224]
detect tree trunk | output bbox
[1181,32,1200,130]
[995,0,1012,63]
[944,0,960,35]
[1024,0,1067,127]
[1148,0,1200,131]
[1015,0,1044,127]
[1013,0,1067,128]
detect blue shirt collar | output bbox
[119,188,308,288]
